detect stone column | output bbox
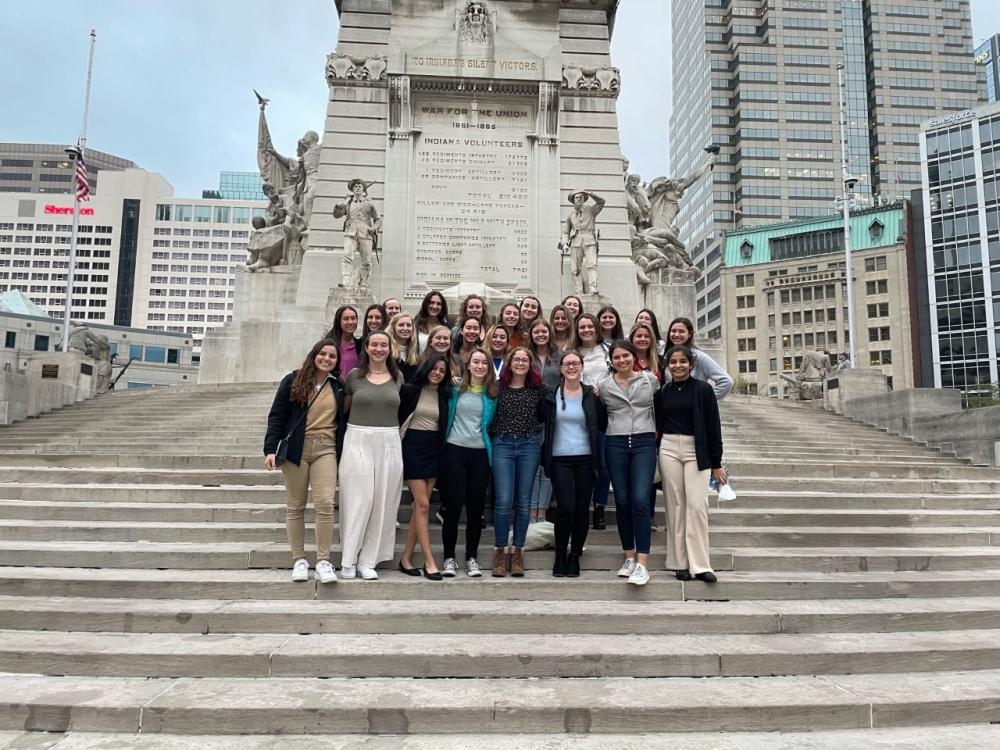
[642,269,698,329]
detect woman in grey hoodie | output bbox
[664,317,733,401]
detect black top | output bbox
[264,372,347,466]
[491,385,544,436]
[397,358,418,384]
[657,379,697,436]
[538,385,607,477]
[653,376,724,471]
[398,382,450,448]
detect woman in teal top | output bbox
[439,348,498,578]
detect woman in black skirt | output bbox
[397,353,451,580]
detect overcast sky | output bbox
[1,0,998,196]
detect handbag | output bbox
[274,380,327,467]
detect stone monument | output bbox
[200,0,643,383]
[782,348,832,400]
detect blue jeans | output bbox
[605,433,657,554]
[592,431,611,508]
[492,432,542,547]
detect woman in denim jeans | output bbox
[489,346,544,577]
[597,339,659,586]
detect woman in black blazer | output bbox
[396,353,452,580]
[264,338,347,585]
[653,345,727,584]
[540,349,607,577]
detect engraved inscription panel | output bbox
[411,98,532,290]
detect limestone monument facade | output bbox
[201,0,660,383]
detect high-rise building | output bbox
[670,0,982,341]
[0,143,135,195]
[202,171,264,201]
[719,203,915,397]
[0,168,265,359]
[976,34,1000,103]
[916,101,1000,394]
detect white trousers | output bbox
[338,424,403,568]
[658,434,713,574]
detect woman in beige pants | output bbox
[264,338,347,584]
[653,345,727,583]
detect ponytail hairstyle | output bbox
[289,338,340,405]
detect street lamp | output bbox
[837,63,858,368]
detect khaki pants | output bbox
[658,434,712,574]
[280,434,337,563]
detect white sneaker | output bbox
[442,558,458,577]
[617,558,636,578]
[339,564,357,579]
[358,564,379,580]
[465,558,482,577]
[291,558,309,582]
[628,563,650,586]
[315,560,337,584]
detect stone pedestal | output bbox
[325,287,377,330]
[825,368,890,414]
[577,292,611,315]
[643,270,697,327]
[440,283,513,320]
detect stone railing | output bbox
[831,372,1000,467]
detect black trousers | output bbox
[551,455,594,556]
[440,442,490,561]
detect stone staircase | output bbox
[1,387,1000,747]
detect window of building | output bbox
[33,334,49,351]
[144,346,166,363]
[174,205,192,222]
[167,348,180,364]
[194,206,212,223]
[129,344,143,360]
[868,326,891,342]
[233,207,250,224]
[3,331,14,348]
[155,204,172,221]
[864,255,888,272]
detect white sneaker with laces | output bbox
[465,558,482,577]
[617,558,636,578]
[291,558,309,582]
[315,560,337,584]
[339,564,357,579]
[442,558,458,577]
[357,564,379,580]
[628,563,650,586]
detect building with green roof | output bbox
[718,203,916,397]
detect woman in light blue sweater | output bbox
[665,317,733,401]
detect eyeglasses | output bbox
[511,357,531,364]
[562,362,581,368]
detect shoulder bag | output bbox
[274,380,327,467]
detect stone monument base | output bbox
[642,269,697,327]
[325,287,377,331]
[199,266,327,384]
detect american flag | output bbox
[74,149,90,202]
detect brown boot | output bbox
[510,547,525,577]
[491,547,507,577]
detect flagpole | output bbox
[61,29,97,353]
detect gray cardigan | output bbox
[665,347,733,401]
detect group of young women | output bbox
[264,290,731,586]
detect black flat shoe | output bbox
[566,552,581,578]
[675,569,692,581]
[398,561,422,577]
[422,567,444,581]
[592,506,606,531]
[695,571,717,583]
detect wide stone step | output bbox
[0,484,286,504]
[6,726,999,749]
[0,520,997,548]
[2,628,998,679]
[5,670,1000,734]
[4,567,1000,601]
[2,595,999,636]
[0,455,261,469]
[0,467,282,486]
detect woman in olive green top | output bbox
[338,332,404,580]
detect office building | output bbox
[917,101,1000,393]
[0,168,265,361]
[670,0,982,341]
[0,143,135,195]
[976,34,1000,103]
[202,171,265,201]
[720,203,915,396]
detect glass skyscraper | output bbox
[203,171,264,201]
[670,0,982,341]
[976,35,1000,103]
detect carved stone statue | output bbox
[781,349,831,400]
[335,179,381,291]
[255,93,320,236]
[61,325,112,392]
[559,190,605,295]
[457,1,494,43]
[625,173,651,229]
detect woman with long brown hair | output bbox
[264,338,347,584]
[549,305,576,352]
[414,290,450,353]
